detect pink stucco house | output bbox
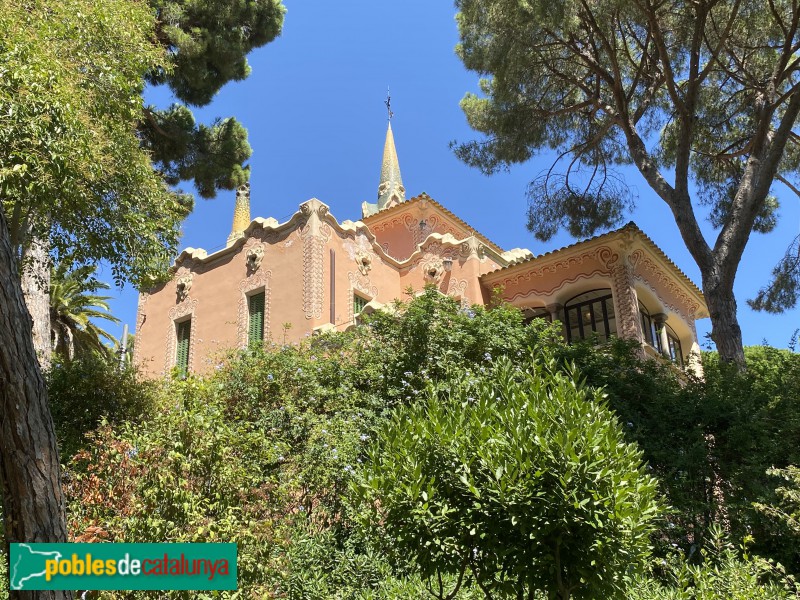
[134,123,708,377]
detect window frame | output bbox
[353,292,369,316]
[175,317,192,377]
[247,290,266,347]
[639,302,658,349]
[563,289,616,343]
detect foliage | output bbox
[140,0,285,200]
[46,354,160,458]
[627,528,798,599]
[356,354,662,600]
[65,378,286,598]
[558,339,715,551]
[453,0,800,364]
[0,0,186,287]
[701,346,800,571]
[0,545,6,599]
[51,292,800,596]
[362,287,564,405]
[755,466,800,574]
[214,337,388,527]
[274,524,484,600]
[49,261,120,360]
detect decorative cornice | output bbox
[630,247,703,320]
[483,245,617,289]
[481,223,707,317]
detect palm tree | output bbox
[49,262,120,359]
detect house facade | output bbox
[134,123,708,377]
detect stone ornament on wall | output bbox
[411,243,458,287]
[165,297,198,373]
[460,236,485,260]
[175,274,193,302]
[246,243,265,272]
[447,278,469,305]
[133,292,149,367]
[343,233,376,276]
[300,199,333,320]
[237,269,272,348]
[355,252,372,275]
[424,260,445,283]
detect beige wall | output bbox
[135,200,706,379]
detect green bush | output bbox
[47,353,160,457]
[627,528,798,599]
[558,338,714,552]
[702,346,800,572]
[66,378,284,598]
[356,354,662,600]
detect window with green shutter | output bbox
[353,293,368,315]
[248,291,265,346]
[175,319,191,377]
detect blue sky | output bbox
[106,0,800,349]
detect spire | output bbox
[361,93,407,219]
[377,121,406,210]
[227,182,251,247]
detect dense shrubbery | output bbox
[47,353,161,457]
[357,355,661,599]
[6,288,795,598]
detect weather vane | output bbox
[385,88,393,121]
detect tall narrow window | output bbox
[248,291,265,346]
[176,319,191,377]
[665,325,684,367]
[353,293,368,315]
[639,302,657,348]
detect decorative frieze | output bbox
[608,253,644,343]
[133,292,149,367]
[301,199,333,320]
[629,248,701,320]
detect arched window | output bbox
[639,302,658,348]
[563,289,616,343]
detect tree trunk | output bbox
[702,272,747,369]
[20,234,51,371]
[0,210,72,600]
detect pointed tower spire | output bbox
[377,121,406,211]
[361,92,407,218]
[227,182,251,247]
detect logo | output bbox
[10,543,236,591]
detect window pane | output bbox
[248,292,265,346]
[354,294,368,314]
[176,319,191,377]
[564,289,614,342]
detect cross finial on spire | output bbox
[385,88,393,121]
